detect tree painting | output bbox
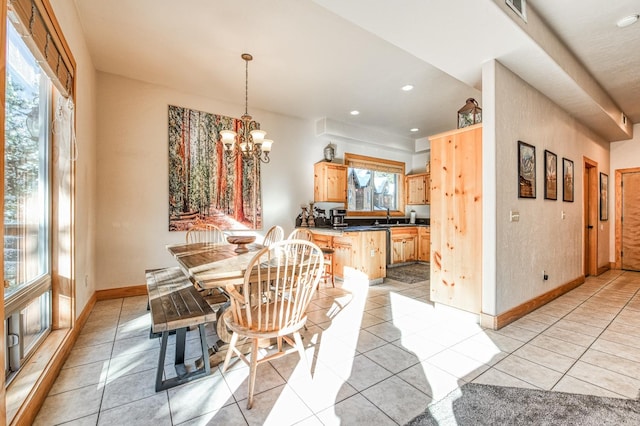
[168,105,262,231]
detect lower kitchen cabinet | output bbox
[309,229,386,283]
[418,227,430,262]
[390,227,418,264]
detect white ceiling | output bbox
[71,0,639,143]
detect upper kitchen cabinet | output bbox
[430,124,482,314]
[406,173,430,205]
[314,162,347,203]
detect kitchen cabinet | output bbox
[406,173,430,205]
[429,124,482,314]
[418,227,430,262]
[309,230,386,283]
[390,227,418,264]
[314,162,347,203]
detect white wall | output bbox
[95,72,418,290]
[486,60,610,315]
[610,123,640,261]
[51,0,98,318]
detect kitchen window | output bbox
[344,153,405,215]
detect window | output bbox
[4,19,52,381]
[345,153,405,215]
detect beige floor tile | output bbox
[590,338,640,363]
[50,360,109,395]
[167,371,236,424]
[58,414,100,425]
[328,353,392,391]
[394,332,447,361]
[542,325,597,347]
[236,384,314,426]
[521,311,559,326]
[481,330,526,353]
[494,354,563,390]
[33,383,103,425]
[551,318,604,338]
[364,321,403,342]
[552,375,624,398]
[74,327,117,349]
[567,360,640,399]
[607,320,640,338]
[510,317,549,333]
[450,335,507,366]
[528,334,587,358]
[472,367,539,389]
[363,343,420,374]
[316,393,396,426]
[579,348,640,379]
[398,360,462,400]
[282,361,358,413]
[222,360,286,402]
[512,343,576,373]
[599,329,640,349]
[102,367,158,410]
[174,403,249,426]
[362,375,431,424]
[64,342,114,369]
[493,323,539,343]
[563,312,615,329]
[98,393,172,426]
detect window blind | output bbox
[345,153,404,175]
[8,0,75,98]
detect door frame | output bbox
[615,167,640,268]
[583,157,598,277]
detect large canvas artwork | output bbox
[168,105,262,231]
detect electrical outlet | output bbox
[543,271,549,281]
[84,275,89,287]
[370,249,375,257]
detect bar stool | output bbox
[320,247,335,288]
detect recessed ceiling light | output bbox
[410,128,419,132]
[617,14,639,28]
[350,110,360,116]
[401,85,414,91]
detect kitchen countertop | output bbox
[307,224,429,235]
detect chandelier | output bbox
[219,53,273,164]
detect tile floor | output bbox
[34,268,640,425]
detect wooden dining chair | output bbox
[185,223,226,244]
[289,228,335,288]
[262,225,284,246]
[287,228,315,241]
[221,239,324,409]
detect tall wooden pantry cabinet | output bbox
[429,124,482,314]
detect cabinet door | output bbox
[314,162,347,203]
[405,235,418,262]
[390,235,405,264]
[333,237,353,278]
[418,228,430,262]
[406,174,426,205]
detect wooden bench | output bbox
[146,267,217,391]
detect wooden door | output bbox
[583,159,598,276]
[405,235,417,262]
[622,172,640,270]
[418,228,430,262]
[406,174,426,204]
[332,236,353,278]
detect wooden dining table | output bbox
[166,241,265,367]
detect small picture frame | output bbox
[518,141,536,198]
[562,158,574,202]
[600,172,608,221]
[544,150,557,200]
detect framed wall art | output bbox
[562,158,574,202]
[600,172,608,221]
[544,150,557,200]
[518,141,536,198]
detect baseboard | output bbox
[96,284,147,300]
[597,264,611,276]
[10,294,97,426]
[482,275,586,330]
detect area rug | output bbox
[406,383,640,426]
[386,263,429,284]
